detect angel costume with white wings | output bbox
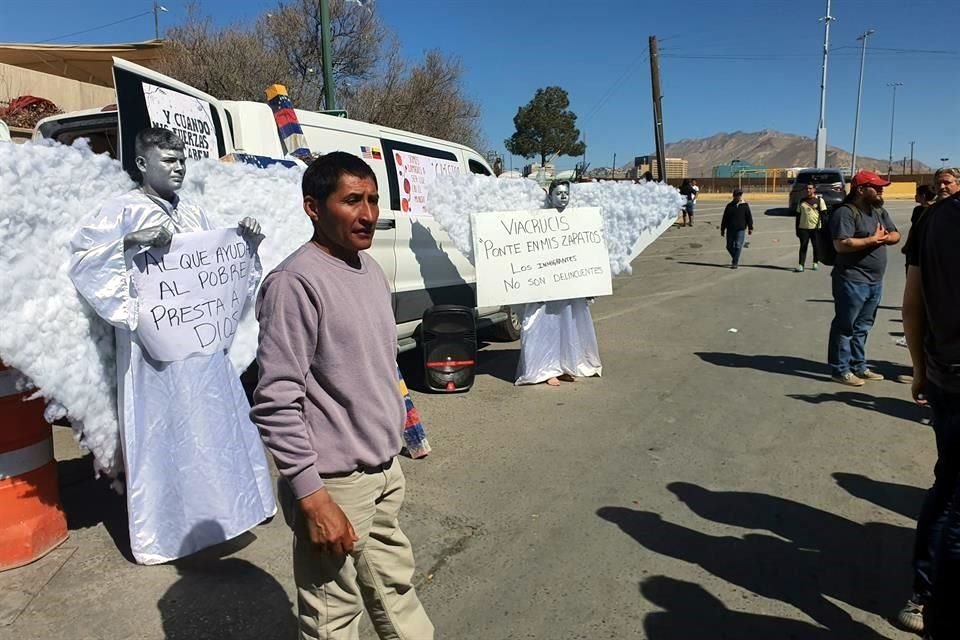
[69,189,276,565]
[426,174,683,386]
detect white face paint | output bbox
[550,183,570,211]
[137,146,186,201]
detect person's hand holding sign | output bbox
[238,217,264,249]
[124,224,173,251]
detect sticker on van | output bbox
[392,149,461,215]
[360,145,382,160]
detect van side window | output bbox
[468,159,491,176]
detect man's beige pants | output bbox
[281,459,434,640]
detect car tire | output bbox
[492,306,522,342]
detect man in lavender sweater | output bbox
[251,152,433,640]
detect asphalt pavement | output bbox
[1,196,928,640]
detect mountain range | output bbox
[659,129,931,176]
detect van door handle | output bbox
[376,220,396,230]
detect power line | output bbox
[38,11,153,44]
[581,51,649,124]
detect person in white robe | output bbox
[68,128,276,564]
[515,180,603,386]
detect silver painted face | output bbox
[137,146,186,200]
[550,184,570,211]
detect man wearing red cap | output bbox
[899,167,960,637]
[827,170,900,386]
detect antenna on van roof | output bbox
[265,84,313,162]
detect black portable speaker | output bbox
[422,305,477,393]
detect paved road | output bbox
[2,197,928,639]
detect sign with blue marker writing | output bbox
[472,206,613,307]
[131,228,255,362]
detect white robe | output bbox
[514,299,603,385]
[69,190,276,564]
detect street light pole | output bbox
[153,1,167,40]
[815,0,834,168]
[850,29,874,175]
[942,158,950,168]
[910,141,915,174]
[319,0,336,111]
[886,82,903,178]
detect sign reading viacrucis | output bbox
[472,207,613,307]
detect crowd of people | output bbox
[62,125,959,639]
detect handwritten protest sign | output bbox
[392,150,461,215]
[472,207,613,307]
[131,228,255,362]
[142,81,216,160]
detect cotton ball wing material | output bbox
[0,139,133,477]
[179,159,308,372]
[0,141,311,478]
[427,174,547,264]
[569,181,682,275]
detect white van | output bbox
[35,59,521,351]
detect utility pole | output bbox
[649,35,666,182]
[850,29,874,175]
[886,82,903,177]
[910,141,915,174]
[319,0,337,111]
[153,1,167,40]
[815,0,834,168]
[612,153,617,179]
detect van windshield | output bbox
[796,172,842,184]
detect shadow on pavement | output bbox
[677,260,794,272]
[598,482,912,637]
[58,454,133,562]
[788,390,925,423]
[641,575,838,639]
[834,472,927,521]
[763,207,794,216]
[695,352,830,382]
[160,522,297,640]
[806,298,903,312]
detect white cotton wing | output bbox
[0,139,133,477]
[427,174,547,263]
[569,181,683,275]
[0,140,309,477]
[178,159,309,371]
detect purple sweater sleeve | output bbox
[251,271,324,499]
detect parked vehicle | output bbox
[34,59,521,350]
[788,168,847,212]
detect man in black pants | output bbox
[900,169,960,638]
[720,188,753,269]
[795,183,827,272]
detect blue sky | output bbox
[2,0,957,171]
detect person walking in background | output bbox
[795,183,827,272]
[720,188,753,269]
[827,170,900,387]
[679,179,695,226]
[899,173,960,638]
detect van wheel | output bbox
[492,306,522,342]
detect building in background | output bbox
[713,159,767,178]
[630,155,688,180]
[522,162,556,181]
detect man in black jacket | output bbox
[720,188,754,269]
[900,168,960,638]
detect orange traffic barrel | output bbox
[0,362,68,571]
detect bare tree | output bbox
[344,48,483,149]
[159,1,385,107]
[159,2,482,149]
